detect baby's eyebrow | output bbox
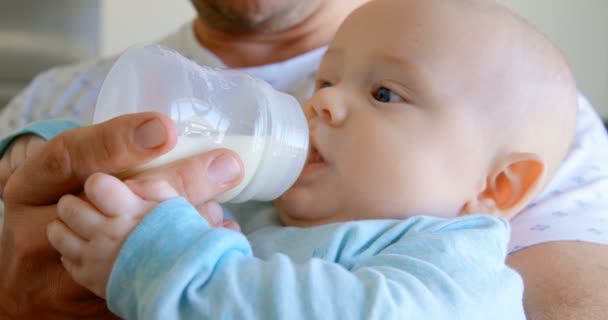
[318,47,345,76]
[323,47,345,60]
[374,53,432,94]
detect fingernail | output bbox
[208,153,241,185]
[133,118,166,149]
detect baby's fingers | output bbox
[47,220,85,264]
[196,202,241,232]
[58,194,107,240]
[84,172,150,217]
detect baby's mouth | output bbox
[299,137,329,179]
[308,145,325,164]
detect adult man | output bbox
[1,0,607,319]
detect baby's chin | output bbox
[273,198,339,227]
[273,199,312,227]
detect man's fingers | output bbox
[24,135,46,157]
[3,113,177,205]
[0,153,10,197]
[57,194,106,240]
[0,135,45,197]
[7,135,44,170]
[8,137,27,172]
[126,149,243,205]
[47,220,86,263]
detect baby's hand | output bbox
[47,173,161,298]
[47,171,240,298]
[0,135,45,197]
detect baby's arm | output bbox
[92,202,525,320]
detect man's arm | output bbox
[508,241,608,320]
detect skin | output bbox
[0,0,606,319]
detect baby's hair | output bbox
[455,0,578,185]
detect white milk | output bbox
[123,135,266,202]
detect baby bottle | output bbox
[93,45,309,203]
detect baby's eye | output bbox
[372,86,403,103]
[317,80,333,89]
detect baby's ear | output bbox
[461,153,545,219]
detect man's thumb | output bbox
[4,112,177,205]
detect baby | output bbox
[47,0,577,319]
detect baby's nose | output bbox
[307,88,347,126]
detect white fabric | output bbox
[1,22,607,252]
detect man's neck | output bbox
[193,1,364,68]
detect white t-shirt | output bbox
[1,22,607,252]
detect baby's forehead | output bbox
[329,0,546,98]
[340,0,508,57]
[347,0,508,35]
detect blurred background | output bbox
[0,0,606,119]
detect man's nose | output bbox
[306,88,347,126]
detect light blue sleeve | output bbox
[0,119,79,156]
[107,198,525,320]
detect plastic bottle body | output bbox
[94,45,308,203]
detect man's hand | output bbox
[0,134,45,197]
[508,241,608,320]
[0,113,243,319]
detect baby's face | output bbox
[275,0,495,226]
